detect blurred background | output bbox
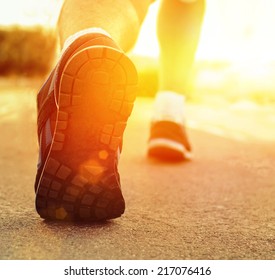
[1,0,275,104]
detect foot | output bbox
[34,32,138,222]
[147,91,192,161]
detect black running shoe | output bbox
[34,32,138,221]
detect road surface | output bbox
[0,83,274,260]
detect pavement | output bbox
[0,82,274,260]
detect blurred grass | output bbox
[0,26,274,105]
[0,25,57,76]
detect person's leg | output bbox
[148,0,205,161]
[58,0,152,51]
[157,0,205,93]
[35,0,152,222]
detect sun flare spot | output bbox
[98,150,109,160]
[55,207,68,220]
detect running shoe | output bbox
[148,120,192,161]
[147,91,192,161]
[34,32,138,221]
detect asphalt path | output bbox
[0,85,274,260]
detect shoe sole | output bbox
[35,46,138,222]
[148,138,192,161]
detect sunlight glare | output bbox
[134,0,275,63]
[2,0,275,64]
[0,0,63,27]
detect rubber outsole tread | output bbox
[35,45,138,222]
